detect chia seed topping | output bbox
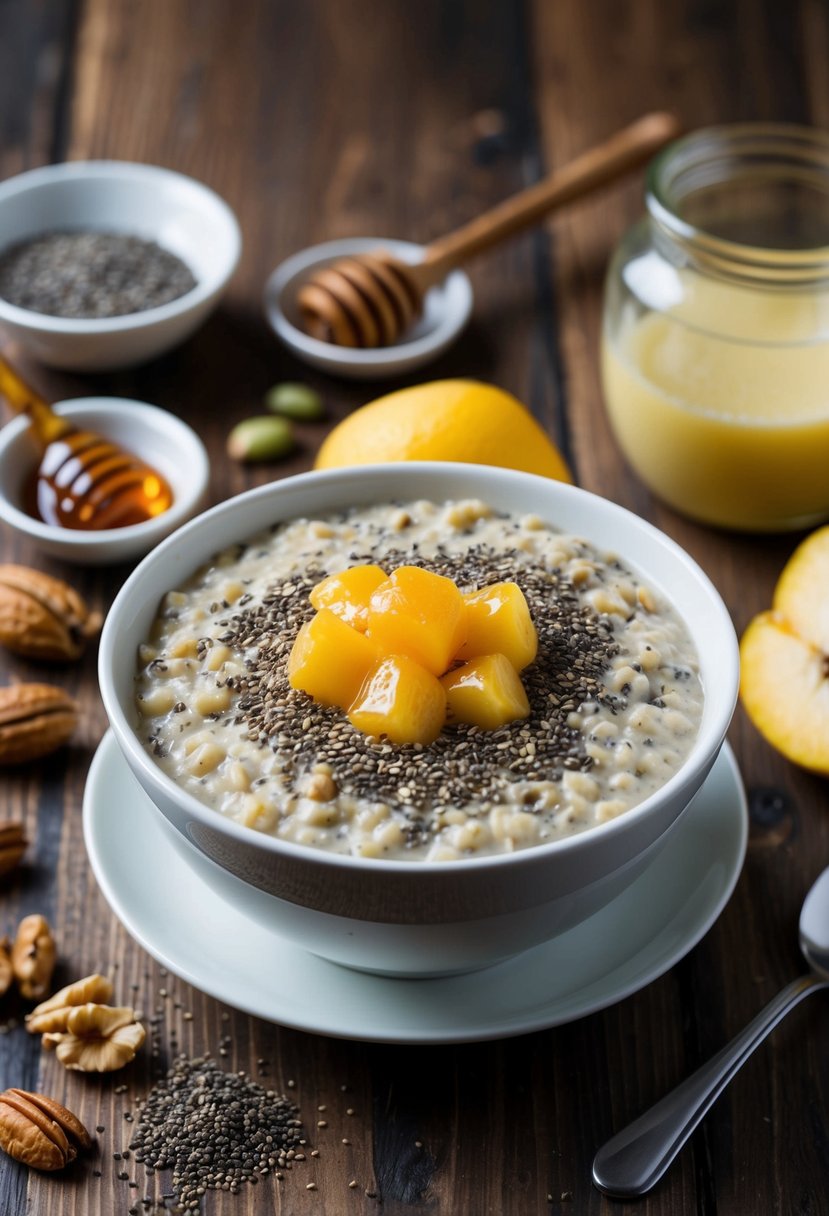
[0,230,197,318]
[223,546,620,840]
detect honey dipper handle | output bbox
[0,355,68,445]
[417,111,681,282]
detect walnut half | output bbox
[0,1088,91,1170]
[25,973,114,1035]
[43,1004,146,1072]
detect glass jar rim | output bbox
[646,122,829,281]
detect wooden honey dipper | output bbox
[297,111,680,348]
[0,356,173,530]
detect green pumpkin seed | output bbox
[265,382,325,421]
[227,416,295,463]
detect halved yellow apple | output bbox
[740,609,829,774]
[772,526,829,651]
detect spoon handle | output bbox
[592,972,828,1198]
[418,111,680,282]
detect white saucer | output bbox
[264,238,473,380]
[84,733,746,1044]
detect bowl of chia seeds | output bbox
[98,462,740,977]
[0,161,241,370]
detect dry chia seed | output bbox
[129,1055,304,1212]
[220,545,621,846]
[0,230,196,318]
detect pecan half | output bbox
[0,821,27,876]
[0,684,78,766]
[0,1088,91,1170]
[43,1003,146,1072]
[0,565,102,662]
[0,937,12,998]
[26,973,113,1034]
[11,914,56,1000]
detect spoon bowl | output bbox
[593,864,829,1197]
[799,865,829,976]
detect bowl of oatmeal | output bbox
[98,463,739,977]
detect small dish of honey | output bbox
[0,395,209,565]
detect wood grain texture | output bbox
[532,2,829,1212]
[0,0,827,1213]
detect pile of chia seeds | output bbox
[0,230,196,318]
[129,1055,304,1211]
[214,544,622,844]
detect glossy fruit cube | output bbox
[309,564,387,631]
[457,582,538,671]
[348,655,447,744]
[366,566,467,675]
[288,608,379,709]
[440,653,530,730]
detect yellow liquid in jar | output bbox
[602,274,829,530]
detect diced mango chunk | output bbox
[309,564,387,631]
[441,653,530,730]
[288,608,379,709]
[457,582,538,670]
[348,655,446,745]
[366,566,467,676]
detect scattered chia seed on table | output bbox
[129,1055,304,1212]
[0,230,196,318]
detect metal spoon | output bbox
[592,865,829,1198]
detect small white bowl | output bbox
[264,238,473,379]
[0,161,241,371]
[0,398,210,564]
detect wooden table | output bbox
[1,1,828,1212]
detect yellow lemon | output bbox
[314,380,572,482]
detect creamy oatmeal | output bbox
[134,499,703,861]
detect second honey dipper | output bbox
[297,111,680,348]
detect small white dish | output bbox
[84,732,747,1044]
[0,397,210,565]
[0,161,241,371]
[264,238,473,380]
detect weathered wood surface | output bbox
[0,0,828,1212]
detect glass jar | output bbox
[601,123,829,531]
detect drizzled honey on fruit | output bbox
[308,565,386,630]
[441,654,530,731]
[288,564,537,744]
[365,566,467,676]
[457,581,538,670]
[349,655,446,745]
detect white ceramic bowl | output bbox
[0,398,210,564]
[99,464,739,976]
[0,161,241,371]
[264,238,473,379]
